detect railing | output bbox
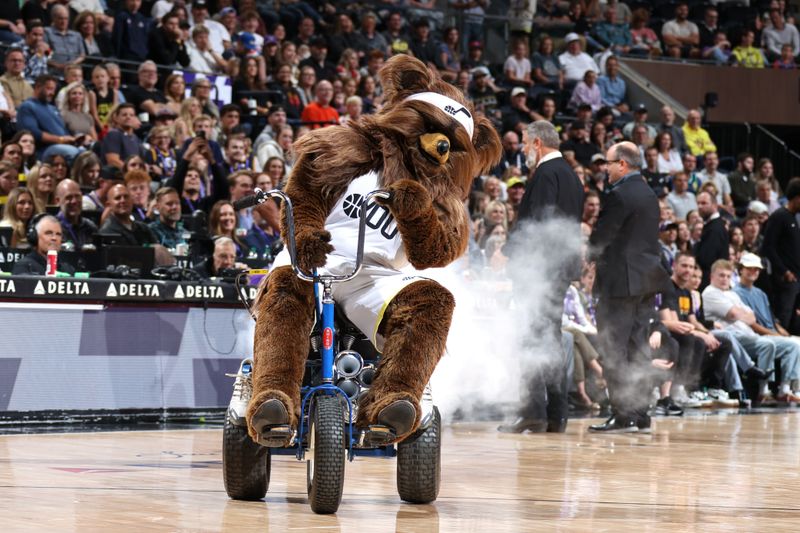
[707,122,800,186]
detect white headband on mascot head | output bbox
[405,92,474,139]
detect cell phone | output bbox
[196,130,206,139]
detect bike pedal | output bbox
[358,425,396,448]
[256,426,296,448]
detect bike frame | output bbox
[249,188,395,461]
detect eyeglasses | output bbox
[606,159,623,165]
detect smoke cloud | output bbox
[427,218,584,421]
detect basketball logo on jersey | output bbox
[342,193,399,240]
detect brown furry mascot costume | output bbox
[246,54,502,444]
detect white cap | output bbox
[739,252,763,269]
[405,92,474,138]
[747,200,768,214]
[565,32,581,44]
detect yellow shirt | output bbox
[732,46,765,68]
[682,124,717,157]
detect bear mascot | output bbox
[246,54,502,445]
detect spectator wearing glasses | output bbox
[589,142,670,433]
[0,48,33,108]
[44,4,84,73]
[126,61,169,119]
[190,78,219,120]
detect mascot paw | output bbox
[296,229,333,271]
[380,179,432,221]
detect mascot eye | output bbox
[419,133,451,165]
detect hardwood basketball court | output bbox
[1,412,799,531]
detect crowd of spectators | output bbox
[0,1,797,414]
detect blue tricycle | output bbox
[222,188,441,514]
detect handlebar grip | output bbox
[233,194,261,211]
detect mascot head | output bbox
[362,55,502,200]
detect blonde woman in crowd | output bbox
[59,81,97,142]
[0,187,37,249]
[164,74,187,115]
[173,97,203,145]
[27,164,56,212]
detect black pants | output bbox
[773,277,800,335]
[671,332,707,390]
[596,293,656,416]
[517,280,570,424]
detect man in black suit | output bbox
[589,141,670,433]
[499,120,584,434]
[761,178,800,334]
[694,191,729,289]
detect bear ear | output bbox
[379,55,435,106]
[471,115,503,175]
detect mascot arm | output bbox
[281,154,338,272]
[380,179,468,269]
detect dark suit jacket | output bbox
[590,173,669,298]
[99,216,157,246]
[513,155,584,280]
[516,156,584,224]
[694,215,729,286]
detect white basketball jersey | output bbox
[324,171,407,271]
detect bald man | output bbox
[98,184,157,247]
[300,80,340,129]
[55,179,97,249]
[588,141,670,433]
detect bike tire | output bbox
[396,407,441,504]
[222,417,270,500]
[306,394,347,514]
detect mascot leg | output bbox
[357,279,454,442]
[246,266,315,443]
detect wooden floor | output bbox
[2,413,800,532]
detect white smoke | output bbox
[426,218,584,421]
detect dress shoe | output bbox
[588,414,638,433]
[636,413,652,434]
[546,418,568,433]
[745,366,772,381]
[497,417,548,434]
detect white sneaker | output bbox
[419,383,435,430]
[225,358,254,425]
[689,390,714,407]
[672,386,701,408]
[706,388,739,408]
